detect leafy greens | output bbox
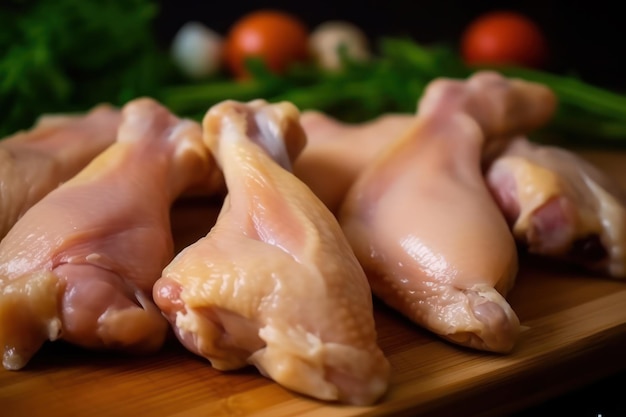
[0,0,170,137]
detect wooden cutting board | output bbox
[2,150,626,417]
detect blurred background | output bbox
[155,0,626,90]
[4,0,625,138]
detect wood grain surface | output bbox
[2,150,626,417]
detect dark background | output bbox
[155,0,626,90]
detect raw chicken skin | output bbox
[338,72,556,353]
[294,111,414,212]
[486,137,626,277]
[0,105,120,239]
[417,72,557,161]
[0,98,220,370]
[153,100,390,405]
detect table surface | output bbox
[2,149,626,417]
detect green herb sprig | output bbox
[161,38,626,148]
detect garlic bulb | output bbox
[309,21,371,71]
[171,21,223,79]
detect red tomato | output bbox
[461,11,549,69]
[224,10,310,79]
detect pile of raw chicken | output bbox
[1,71,625,406]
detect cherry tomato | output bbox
[224,10,309,79]
[461,11,549,69]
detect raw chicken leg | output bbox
[294,111,414,212]
[486,136,626,277]
[338,72,556,353]
[0,105,120,239]
[153,100,390,405]
[0,98,220,370]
